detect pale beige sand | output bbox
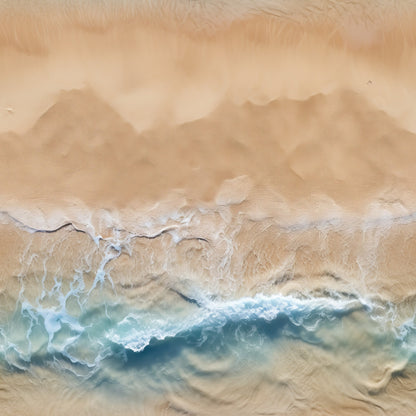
[1,7,416,214]
[1,2,416,415]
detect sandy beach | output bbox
[1,2,416,415]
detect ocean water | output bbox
[0,214,416,415]
[2,0,416,415]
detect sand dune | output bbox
[1,2,416,415]
[1,87,416,217]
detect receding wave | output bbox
[2,1,416,415]
[0,215,416,415]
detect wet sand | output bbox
[1,2,416,415]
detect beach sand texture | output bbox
[1,2,416,415]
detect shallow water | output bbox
[0,220,415,415]
[2,1,416,415]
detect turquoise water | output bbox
[1,272,415,401]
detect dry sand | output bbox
[1,1,416,415]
